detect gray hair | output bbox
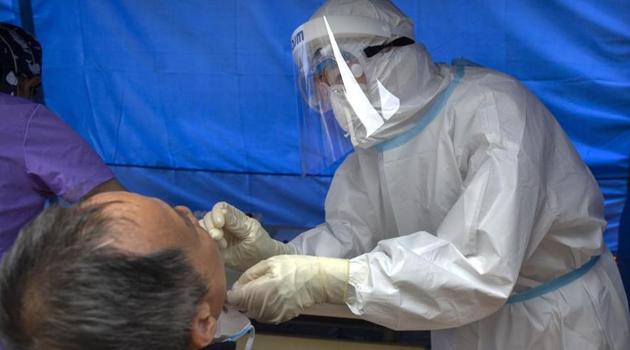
[0,203,208,350]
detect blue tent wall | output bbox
[0,0,19,25]
[619,168,630,294]
[16,1,630,252]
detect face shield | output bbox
[292,16,415,173]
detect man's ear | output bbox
[189,302,217,349]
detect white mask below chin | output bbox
[213,307,255,349]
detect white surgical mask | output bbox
[329,83,370,146]
[213,307,255,350]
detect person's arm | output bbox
[289,153,388,258]
[201,153,381,273]
[200,202,296,271]
[229,126,536,326]
[23,104,120,203]
[227,87,601,328]
[224,153,390,323]
[344,93,545,330]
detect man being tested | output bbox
[202,0,630,349]
[0,192,226,350]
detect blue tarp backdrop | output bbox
[5,1,630,252]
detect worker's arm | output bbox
[291,92,544,331]
[289,152,389,259]
[229,127,535,327]
[342,95,544,331]
[200,202,296,271]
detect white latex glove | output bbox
[199,201,295,271]
[227,255,349,324]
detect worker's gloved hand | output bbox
[199,201,295,271]
[227,255,349,324]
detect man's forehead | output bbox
[84,191,147,207]
[85,192,171,224]
[84,192,185,254]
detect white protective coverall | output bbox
[286,1,630,349]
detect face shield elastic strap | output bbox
[363,36,415,58]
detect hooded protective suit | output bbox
[284,0,630,349]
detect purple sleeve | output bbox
[23,105,114,203]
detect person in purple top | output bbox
[0,23,124,256]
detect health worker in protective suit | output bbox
[200,1,630,349]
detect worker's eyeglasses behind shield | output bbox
[297,48,366,114]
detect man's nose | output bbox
[174,205,196,221]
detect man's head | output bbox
[0,23,42,98]
[0,192,225,350]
